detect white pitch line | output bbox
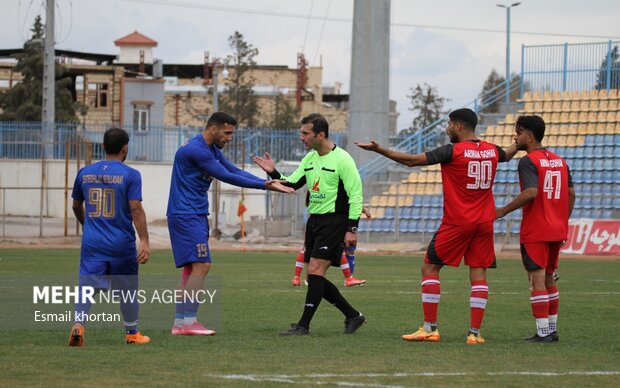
[206,374,410,388]
[207,371,620,383]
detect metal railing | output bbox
[358,77,522,180]
[0,122,346,164]
[521,40,620,94]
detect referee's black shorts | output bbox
[304,213,348,267]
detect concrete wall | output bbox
[0,159,281,226]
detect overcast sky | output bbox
[1,0,618,130]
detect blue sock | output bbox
[345,246,356,274]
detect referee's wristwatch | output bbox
[347,226,358,234]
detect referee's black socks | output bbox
[297,274,325,330]
[322,278,359,319]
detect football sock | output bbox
[530,289,550,337]
[74,285,94,323]
[297,274,325,330]
[547,285,559,332]
[124,324,138,335]
[322,277,358,319]
[294,250,305,278]
[421,275,441,329]
[184,312,197,325]
[340,254,352,278]
[470,280,489,333]
[344,245,356,274]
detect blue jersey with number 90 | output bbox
[72,160,142,261]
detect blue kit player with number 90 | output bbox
[69,127,151,346]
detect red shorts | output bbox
[520,242,562,273]
[425,221,496,268]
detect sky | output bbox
[1,0,619,131]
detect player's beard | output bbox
[448,133,458,143]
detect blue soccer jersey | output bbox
[166,134,267,216]
[72,161,142,261]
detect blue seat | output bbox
[584,146,595,158]
[572,159,583,170]
[601,197,613,208]
[574,147,585,158]
[593,159,605,171]
[412,196,423,207]
[495,219,507,233]
[602,159,614,171]
[510,221,521,234]
[563,147,575,158]
[411,207,422,218]
[614,158,620,171]
[584,136,596,146]
[384,207,395,219]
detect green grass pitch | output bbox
[0,248,618,387]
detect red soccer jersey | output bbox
[426,140,505,225]
[518,149,571,243]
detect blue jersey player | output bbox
[167,112,293,336]
[69,127,151,346]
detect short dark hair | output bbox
[301,113,329,138]
[516,115,545,142]
[206,111,237,129]
[103,127,129,155]
[449,108,478,130]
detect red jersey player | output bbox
[496,115,575,343]
[356,108,517,344]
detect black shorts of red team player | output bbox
[520,241,562,274]
[425,221,496,268]
[304,213,348,267]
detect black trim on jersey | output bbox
[518,156,539,190]
[304,167,314,171]
[520,244,542,271]
[268,168,307,190]
[334,177,351,217]
[321,167,336,172]
[495,145,507,162]
[268,169,281,180]
[425,144,454,165]
[426,233,446,266]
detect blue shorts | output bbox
[168,215,212,268]
[79,259,138,291]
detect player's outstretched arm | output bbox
[496,188,537,219]
[354,140,428,167]
[266,180,295,194]
[130,200,151,264]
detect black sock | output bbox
[322,278,359,319]
[297,274,324,330]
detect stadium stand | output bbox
[360,89,620,235]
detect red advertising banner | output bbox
[562,219,620,255]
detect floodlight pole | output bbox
[497,2,521,103]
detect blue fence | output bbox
[521,40,620,94]
[0,122,346,164]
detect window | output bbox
[133,105,150,132]
[87,82,108,109]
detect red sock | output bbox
[181,265,192,287]
[340,254,352,278]
[294,250,305,277]
[547,285,559,316]
[470,280,489,331]
[530,290,549,319]
[421,275,440,323]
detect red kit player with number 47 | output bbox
[496,115,575,343]
[356,108,517,344]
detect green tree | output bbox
[478,70,523,113]
[0,16,80,122]
[219,31,260,128]
[403,83,447,133]
[270,93,299,129]
[595,46,620,90]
